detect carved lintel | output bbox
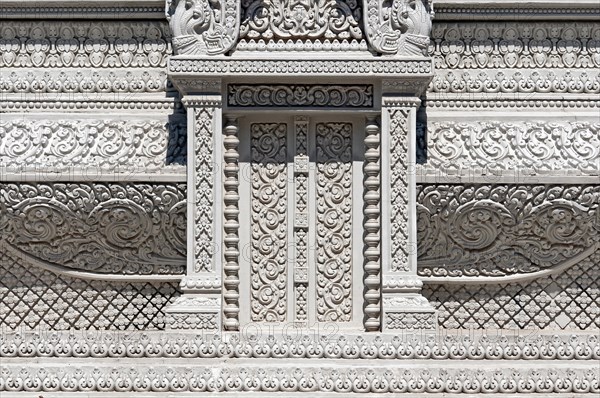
[166,0,240,56]
[363,0,433,56]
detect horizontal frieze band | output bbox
[227,84,374,108]
[0,69,170,94]
[0,118,185,173]
[169,57,433,78]
[1,331,599,360]
[0,97,182,112]
[0,363,597,394]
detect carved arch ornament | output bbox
[167,0,432,56]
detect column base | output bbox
[164,294,221,330]
[382,276,437,331]
[164,277,222,331]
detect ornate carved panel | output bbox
[0,183,186,276]
[238,0,364,51]
[250,123,288,322]
[420,121,600,176]
[0,119,186,171]
[193,107,217,273]
[417,184,600,278]
[315,122,353,322]
[431,23,600,70]
[389,109,410,272]
[0,22,171,69]
[227,84,374,108]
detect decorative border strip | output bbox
[2,332,598,360]
[170,58,432,77]
[1,365,597,393]
[228,84,374,108]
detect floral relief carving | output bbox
[0,22,170,68]
[430,70,600,95]
[389,109,410,272]
[0,364,597,394]
[421,121,600,175]
[0,119,185,171]
[431,23,600,70]
[166,0,240,55]
[0,183,186,275]
[169,59,432,75]
[251,123,288,322]
[316,122,353,322]
[227,84,374,108]
[194,107,216,273]
[239,0,363,50]
[0,69,169,94]
[417,185,600,278]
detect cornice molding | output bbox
[0,0,165,19]
[434,0,600,20]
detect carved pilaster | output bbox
[165,94,223,330]
[293,116,310,326]
[223,116,240,331]
[381,95,436,331]
[363,117,382,331]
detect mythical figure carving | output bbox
[166,0,240,55]
[364,0,432,56]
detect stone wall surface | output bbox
[0,1,599,395]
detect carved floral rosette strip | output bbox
[0,119,186,171]
[315,122,353,322]
[421,121,600,174]
[227,85,374,108]
[3,331,599,360]
[250,123,288,322]
[417,184,600,278]
[0,365,597,394]
[0,183,186,275]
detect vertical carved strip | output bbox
[195,107,215,273]
[389,109,410,272]
[223,116,240,330]
[363,117,381,331]
[251,123,288,322]
[294,116,309,325]
[316,122,353,322]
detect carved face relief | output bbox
[167,0,240,55]
[363,0,432,56]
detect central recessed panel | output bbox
[238,115,364,329]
